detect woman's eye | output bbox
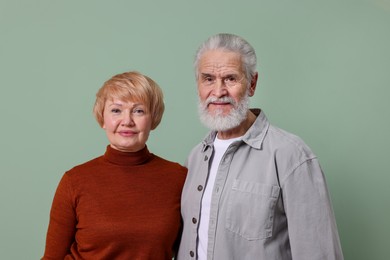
[111,108,121,113]
[133,108,145,114]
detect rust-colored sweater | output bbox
[42,145,187,260]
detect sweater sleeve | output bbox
[42,173,77,259]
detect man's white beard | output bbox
[198,93,250,132]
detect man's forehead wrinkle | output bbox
[201,62,239,75]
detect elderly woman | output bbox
[42,71,187,259]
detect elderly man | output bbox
[177,33,343,260]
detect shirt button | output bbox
[204,155,208,161]
[192,217,197,224]
[197,185,203,191]
[190,251,195,257]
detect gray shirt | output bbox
[177,109,343,260]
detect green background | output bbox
[1,0,389,259]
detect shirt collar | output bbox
[201,108,269,151]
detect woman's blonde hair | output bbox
[93,71,165,130]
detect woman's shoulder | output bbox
[64,155,104,177]
[151,154,187,174]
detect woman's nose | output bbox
[121,112,134,126]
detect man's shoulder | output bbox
[187,141,205,157]
[184,138,211,168]
[266,124,316,160]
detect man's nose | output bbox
[212,79,228,97]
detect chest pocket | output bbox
[226,179,280,240]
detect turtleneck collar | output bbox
[103,145,153,166]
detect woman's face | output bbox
[102,98,152,152]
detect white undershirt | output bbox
[197,135,242,260]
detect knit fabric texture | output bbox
[42,145,187,260]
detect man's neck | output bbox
[217,110,257,140]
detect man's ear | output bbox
[248,72,258,97]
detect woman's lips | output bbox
[118,130,136,137]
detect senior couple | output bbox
[42,33,344,260]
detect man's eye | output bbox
[225,76,237,82]
[202,76,214,85]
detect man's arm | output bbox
[282,159,344,260]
